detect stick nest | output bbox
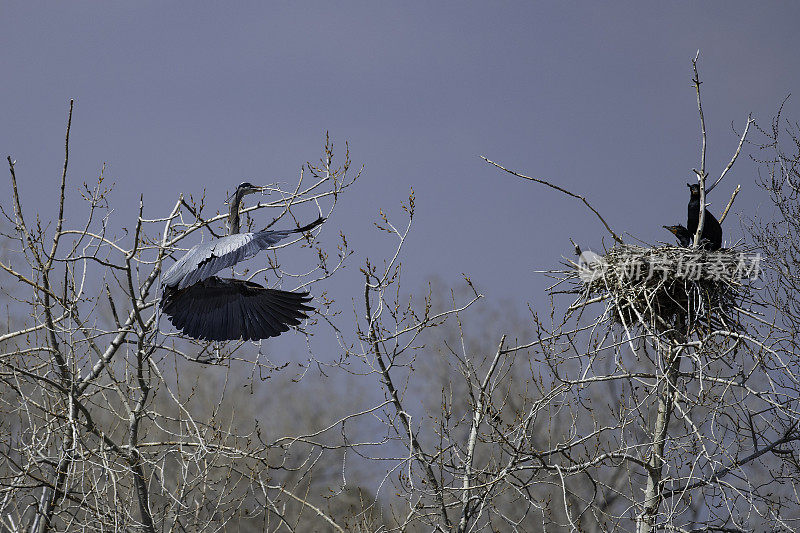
[555,244,757,334]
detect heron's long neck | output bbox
[228,190,244,234]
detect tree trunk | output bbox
[637,342,681,533]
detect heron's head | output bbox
[687,183,701,198]
[237,182,265,196]
[227,182,265,204]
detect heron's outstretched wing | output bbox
[161,277,313,341]
[162,217,324,290]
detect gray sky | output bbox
[2,2,799,311]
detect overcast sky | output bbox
[2,2,799,317]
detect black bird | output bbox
[160,182,324,341]
[686,183,722,250]
[663,224,692,247]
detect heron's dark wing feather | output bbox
[161,277,313,341]
[162,217,325,290]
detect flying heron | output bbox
[160,182,324,341]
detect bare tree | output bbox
[4,56,800,533]
[467,57,800,533]
[0,100,373,531]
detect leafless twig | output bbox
[481,156,624,244]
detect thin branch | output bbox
[718,184,740,225]
[268,484,345,533]
[707,115,753,194]
[481,156,624,244]
[692,50,707,187]
[364,274,453,531]
[664,424,799,497]
[45,98,73,272]
[691,52,708,249]
[458,335,505,533]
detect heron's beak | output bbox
[247,185,267,195]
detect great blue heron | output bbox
[686,183,722,250]
[663,224,692,247]
[160,182,324,341]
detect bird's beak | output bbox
[686,183,692,188]
[244,185,267,196]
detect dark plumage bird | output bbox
[663,224,692,247]
[160,182,324,341]
[686,183,722,250]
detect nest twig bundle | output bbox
[551,244,759,335]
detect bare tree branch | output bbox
[481,156,624,244]
[718,184,740,225]
[707,115,753,194]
